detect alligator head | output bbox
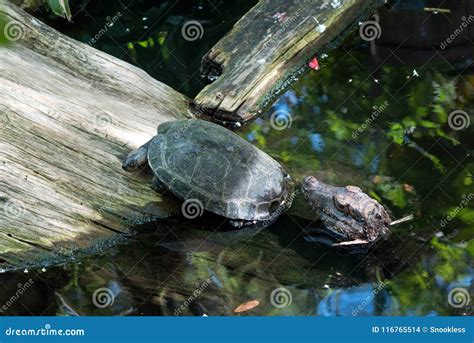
[301,176,391,247]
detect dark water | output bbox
[1,1,473,316]
[40,0,257,97]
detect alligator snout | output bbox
[302,175,319,190]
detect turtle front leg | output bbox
[122,139,153,171]
[151,176,168,194]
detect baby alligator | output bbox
[301,176,391,248]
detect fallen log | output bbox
[193,0,379,123]
[0,1,193,269]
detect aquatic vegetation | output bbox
[385,238,473,315]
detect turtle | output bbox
[122,119,294,227]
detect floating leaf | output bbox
[234,300,260,313]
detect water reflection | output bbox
[317,282,393,316]
[0,229,470,316]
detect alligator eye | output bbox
[333,196,346,212]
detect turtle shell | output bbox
[147,120,293,221]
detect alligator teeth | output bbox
[390,214,415,226]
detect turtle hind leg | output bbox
[122,139,153,171]
[151,176,168,194]
[229,219,247,228]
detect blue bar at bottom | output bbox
[0,316,472,343]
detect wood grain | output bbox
[0,1,193,269]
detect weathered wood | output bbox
[0,1,193,269]
[193,0,378,123]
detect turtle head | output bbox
[302,176,391,243]
[122,141,152,172]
